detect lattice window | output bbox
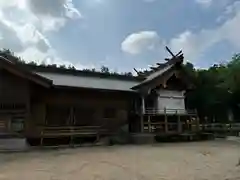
[11,117,24,133]
[0,103,26,110]
[0,119,8,132]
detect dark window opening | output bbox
[74,106,96,126]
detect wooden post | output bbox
[70,107,74,148]
[140,115,144,133]
[148,115,151,133]
[189,116,192,132]
[141,96,145,133]
[41,104,47,147]
[25,96,31,139]
[40,130,43,146]
[164,108,168,133]
[141,96,145,114]
[178,115,181,133]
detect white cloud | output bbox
[169,30,221,60]
[169,1,240,62]
[27,0,82,30]
[0,0,26,9]
[217,1,240,22]
[17,47,64,66]
[196,0,231,9]
[195,0,213,7]
[0,0,82,67]
[0,21,24,52]
[0,0,82,32]
[0,11,51,53]
[121,31,162,55]
[17,46,90,70]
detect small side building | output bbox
[130,51,198,136]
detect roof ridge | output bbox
[25,64,143,82]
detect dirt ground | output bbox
[0,139,240,180]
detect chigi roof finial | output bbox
[165,46,183,61]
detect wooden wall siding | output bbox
[24,103,44,136]
[25,87,132,138]
[0,69,31,135]
[43,90,130,108]
[0,70,2,97]
[0,69,30,104]
[74,106,96,126]
[45,105,71,126]
[42,102,129,126]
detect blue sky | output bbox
[0,0,240,73]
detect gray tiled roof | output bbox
[142,64,174,84]
[36,72,139,92]
[132,64,174,89]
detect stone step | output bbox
[0,138,29,151]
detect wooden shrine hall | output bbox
[0,47,199,145]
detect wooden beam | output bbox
[175,50,183,57]
[150,67,158,71]
[133,68,139,74]
[165,46,175,57]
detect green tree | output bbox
[101,66,110,73]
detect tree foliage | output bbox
[185,53,240,123]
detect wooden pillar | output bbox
[44,104,47,125]
[189,116,192,131]
[164,108,168,133]
[141,96,145,114]
[140,115,144,133]
[70,107,74,147]
[25,96,31,135]
[148,115,151,133]
[41,104,47,146]
[198,117,200,131]
[178,115,182,133]
[140,96,145,133]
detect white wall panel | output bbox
[157,90,185,111]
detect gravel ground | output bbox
[0,139,240,180]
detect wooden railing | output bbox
[145,108,197,115]
[38,126,108,138]
[143,121,200,133]
[200,123,240,132]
